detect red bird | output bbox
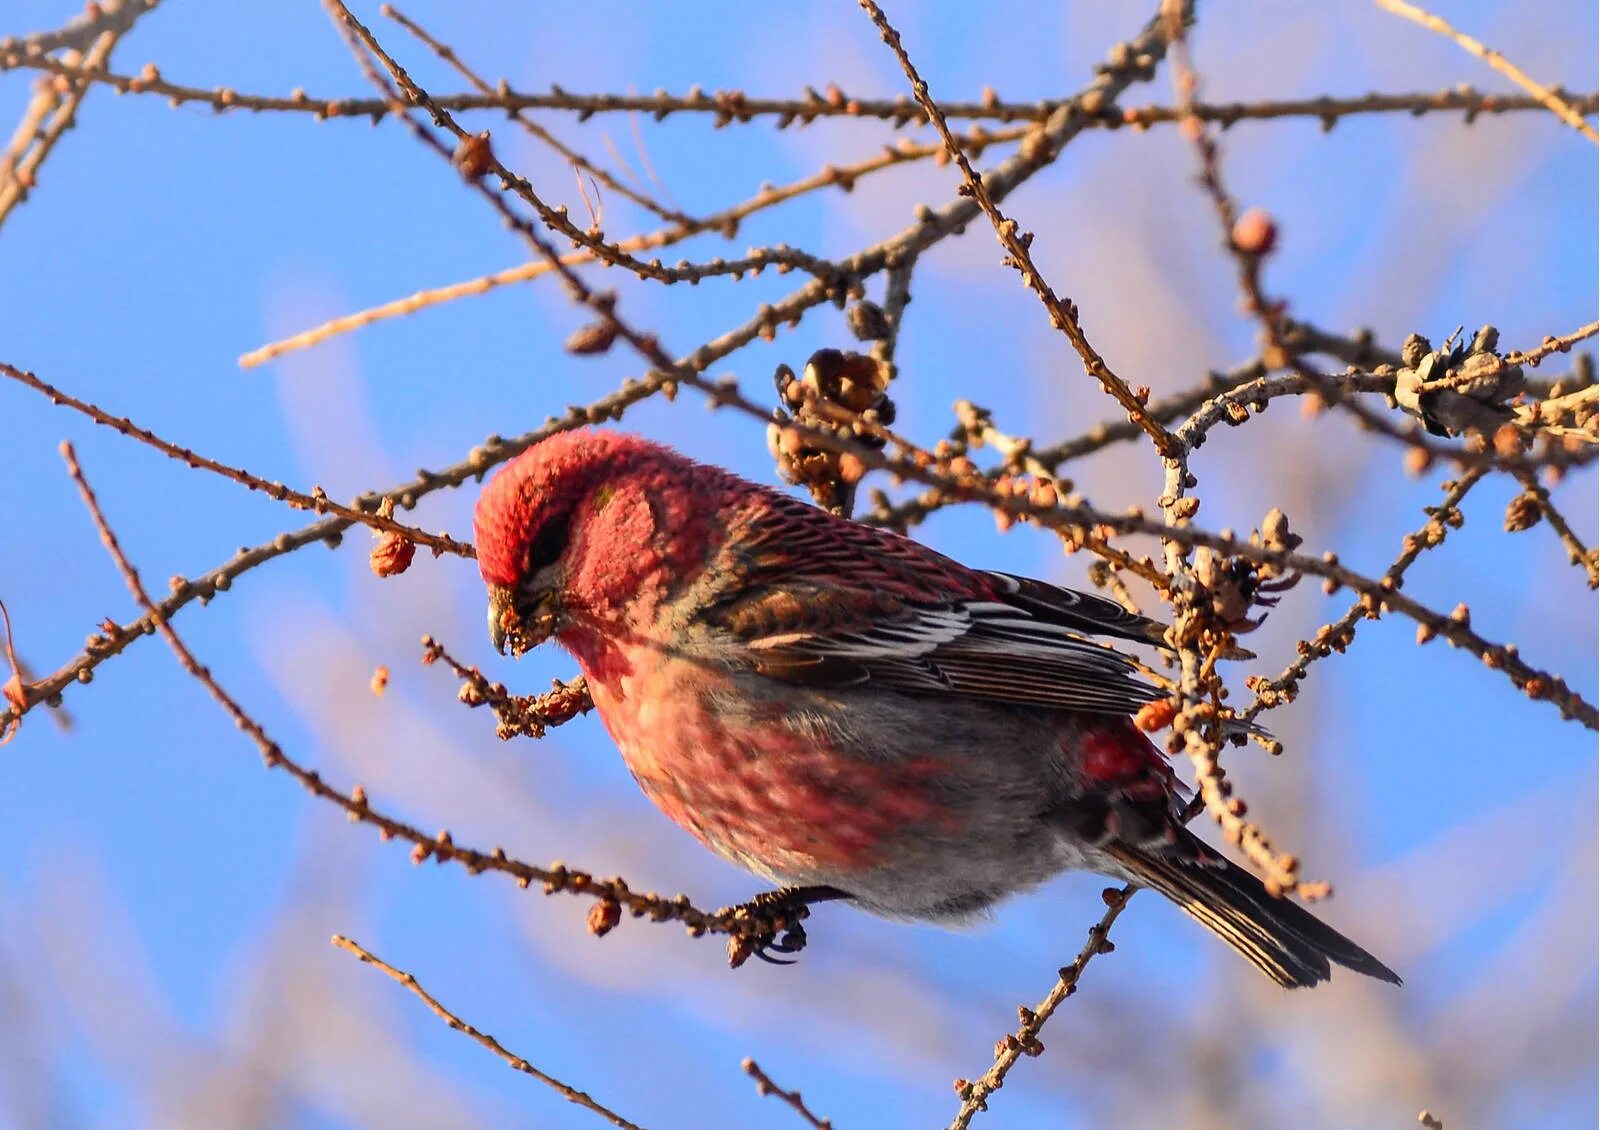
[473,428,1398,988]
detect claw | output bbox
[1256,572,1303,594]
[719,885,849,969]
[761,920,809,960]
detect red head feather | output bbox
[473,427,737,613]
[473,428,660,588]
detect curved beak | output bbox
[487,585,515,655]
[486,583,562,657]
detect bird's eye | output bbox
[524,513,571,576]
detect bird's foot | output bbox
[720,885,850,969]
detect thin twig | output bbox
[857,0,1182,457]
[741,1059,834,1129]
[0,598,23,745]
[0,359,473,557]
[1,0,158,58]
[238,123,1028,368]
[1372,0,1598,142]
[1503,321,1600,366]
[332,935,647,1130]
[6,48,1592,131]
[1242,468,1489,722]
[1510,470,1599,588]
[422,635,592,739]
[0,1,156,229]
[310,7,843,298]
[383,4,690,228]
[948,886,1135,1128]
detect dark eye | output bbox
[525,513,571,576]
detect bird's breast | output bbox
[575,643,945,880]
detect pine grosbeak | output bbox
[473,428,1398,988]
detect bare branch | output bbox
[421,635,592,740]
[238,123,1027,368]
[5,48,1592,131]
[0,0,158,64]
[333,935,647,1130]
[857,0,1182,457]
[0,0,158,230]
[1373,0,1598,142]
[742,1059,834,1129]
[0,358,473,558]
[948,886,1135,1128]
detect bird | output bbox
[472,427,1399,989]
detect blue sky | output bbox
[1,3,1595,1128]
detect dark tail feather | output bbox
[1106,844,1402,989]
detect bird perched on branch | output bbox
[473,428,1398,989]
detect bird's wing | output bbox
[694,492,1169,716]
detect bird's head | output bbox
[472,429,719,658]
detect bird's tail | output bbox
[1105,842,1401,989]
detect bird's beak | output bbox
[486,583,562,658]
[488,585,515,655]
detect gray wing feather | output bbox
[732,581,1167,716]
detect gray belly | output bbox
[702,673,1097,923]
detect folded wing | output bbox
[696,495,1172,717]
